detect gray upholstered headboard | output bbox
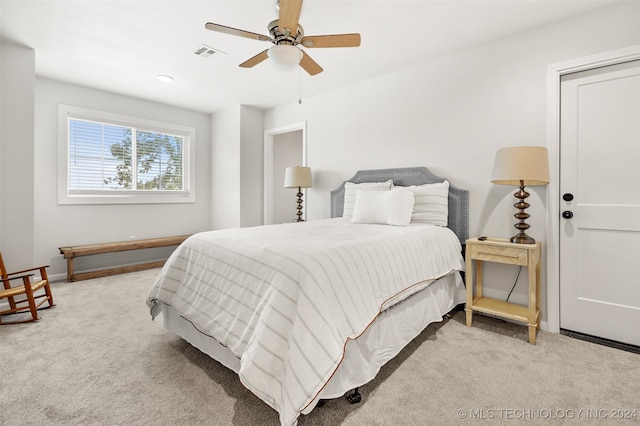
[330,167,469,244]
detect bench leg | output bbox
[66,258,75,282]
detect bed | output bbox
[147,166,469,426]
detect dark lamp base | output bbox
[293,187,305,223]
[511,233,536,244]
[510,182,536,244]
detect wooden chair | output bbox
[0,252,54,324]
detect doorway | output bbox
[559,60,640,347]
[264,122,307,225]
[546,45,640,346]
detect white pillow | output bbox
[406,181,449,226]
[351,188,415,226]
[342,179,393,219]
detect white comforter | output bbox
[147,218,464,425]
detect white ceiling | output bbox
[1,0,618,113]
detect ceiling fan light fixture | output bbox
[267,45,302,69]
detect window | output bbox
[58,105,195,204]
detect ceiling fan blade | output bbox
[239,49,269,68]
[205,22,272,42]
[299,51,323,76]
[300,34,361,48]
[278,0,303,36]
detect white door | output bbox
[559,60,640,346]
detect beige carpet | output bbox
[1,269,638,425]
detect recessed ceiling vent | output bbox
[193,44,226,60]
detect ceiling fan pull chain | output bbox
[298,66,303,104]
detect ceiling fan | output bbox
[205,0,361,75]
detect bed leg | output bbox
[346,387,361,404]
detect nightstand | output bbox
[465,237,542,344]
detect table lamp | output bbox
[491,146,549,244]
[284,166,312,222]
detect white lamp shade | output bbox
[268,45,302,69]
[284,166,312,188]
[491,146,550,186]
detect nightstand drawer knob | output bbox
[562,210,574,219]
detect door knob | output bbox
[563,193,574,202]
[562,210,573,219]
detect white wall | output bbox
[264,2,640,325]
[33,78,212,279]
[0,42,35,270]
[210,105,265,230]
[211,105,242,230]
[239,105,265,228]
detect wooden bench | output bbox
[58,235,190,282]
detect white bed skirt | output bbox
[158,272,465,415]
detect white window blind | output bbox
[68,119,186,191]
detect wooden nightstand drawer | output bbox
[469,244,528,266]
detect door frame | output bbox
[263,121,307,225]
[545,44,640,333]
